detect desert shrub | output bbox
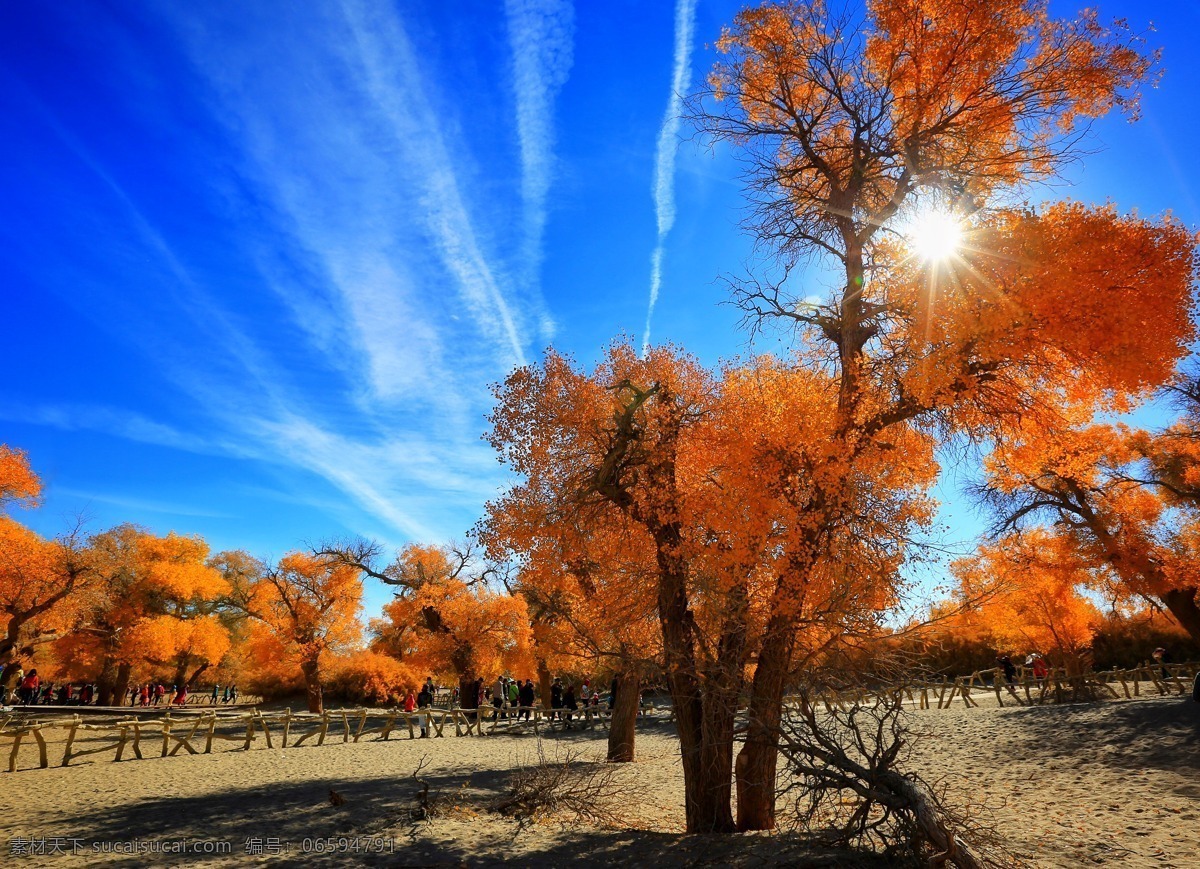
[326,650,419,705]
[490,741,632,826]
[1091,610,1200,670]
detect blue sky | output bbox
[3,1,1199,617]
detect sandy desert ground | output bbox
[0,693,1196,868]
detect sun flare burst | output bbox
[908,210,963,263]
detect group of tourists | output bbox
[398,677,438,737]
[0,669,93,706]
[433,674,616,729]
[996,653,1050,686]
[488,675,538,719]
[127,682,239,707]
[0,666,243,708]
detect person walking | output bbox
[19,669,39,705]
[417,681,433,737]
[519,679,536,720]
[211,684,220,705]
[507,677,520,714]
[1030,654,1049,682]
[494,676,507,719]
[1153,647,1172,680]
[550,677,563,720]
[563,682,578,729]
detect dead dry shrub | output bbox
[402,756,476,824]
[776,688,1018,869]
[490,740,633,826]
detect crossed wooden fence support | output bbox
[807,661,1199,713]
[0,702,616,773]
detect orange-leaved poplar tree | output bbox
[69,525,230,704]
[684,0,1189,832]
[479,500,663,762]
[333,542,533,704]
[976,422,1200,642]
[237,552,363,714]
[0,448,94,679]
[951,530,1104,673]
[487,345,940,829]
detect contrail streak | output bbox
[642,0,697,356]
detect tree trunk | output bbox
[607,670,641,762]
[186,662,210,689]
[97,656,117,706]
[300,658,323,713]
[735,614,794,831]
[655,526,737,833]
[1161,587,1200,644]
[113,662,133,708]
[458,674,477,709]
[537,658,553,710]
[172,656,189,691]
[0,618,23,676]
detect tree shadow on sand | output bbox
[966,696,1200,776]
[56,748,904,868]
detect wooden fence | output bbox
[4,663,1194,773]
[809,661,1200,712]
[0,703,616,773]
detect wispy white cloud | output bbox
[18,2,575,554]
[338,0,530,370]
[642,0,698,356]
[129,2,537,540]
[0,401,226,456]
[504,0,574,340]
[53,487,237,520]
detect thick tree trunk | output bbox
[0,618,23,676]
[113,662,133,708]
[300,658,323,713]
[655,526,737,833]
[1161,587,1200,644]
[186,662,210,689]
[607,670,641,762]
[537,658,553,710]
[97,656,117,706]
[458,674,477,710]
[172,657,189,691]
[735,615,794,831]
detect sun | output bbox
[908,209,963,263]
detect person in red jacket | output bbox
[19,669,39,705]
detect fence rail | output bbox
[4,662,1195,774]
[805,661,1200,712]
[0,703,616,773]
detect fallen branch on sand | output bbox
[778,690,1015,869]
